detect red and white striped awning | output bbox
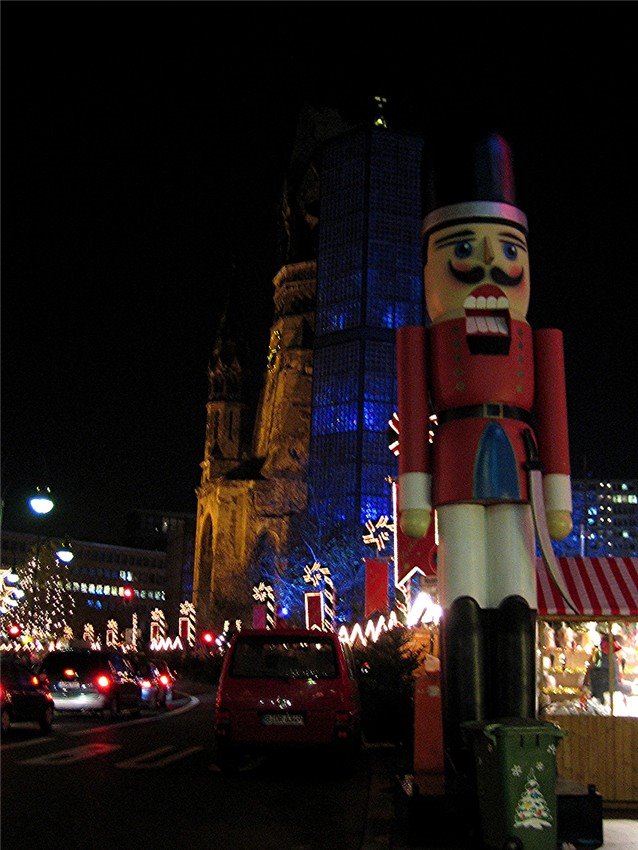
[536,556,638,619]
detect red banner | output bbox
[365,559,389,618]
[178,617,190,642]
[252,604,267,629]
[304,592,324,630]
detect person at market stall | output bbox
[585,633,631,704]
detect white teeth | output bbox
[465,315,510,335]
[463,294,510,309]
[464,293,511,335]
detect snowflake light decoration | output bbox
[252,582,276,603]
[362,516,395,552]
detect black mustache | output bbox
[447,262,484,284]
[447,261,523,287]
[491,266,524,286]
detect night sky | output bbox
[2,2,637,542]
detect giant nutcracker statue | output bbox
[396,132,573,790]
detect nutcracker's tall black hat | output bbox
[421,132,528,240]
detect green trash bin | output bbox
[461,717,566,850]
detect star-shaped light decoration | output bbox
[252,582,275,603]
[362,515,395,552]
[303,562,323,587]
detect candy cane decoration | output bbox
[179,601,196,646]
[252,582,276,629]
[303,562,335,632]
[106,619,119,646]
[319,567,334,631]
[131,612,138,649]
[150,608,167,641]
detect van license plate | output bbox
[261,713,304,726]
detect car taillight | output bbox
[159,674,170,686]
[95,674,112,691]
[140,678,152,689]
[0,684,5,700]
[30,675,39,687]
[63,668,77,679]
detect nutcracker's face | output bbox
[424,220,530,327]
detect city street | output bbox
[2,682,636,849]
[1,687,376,849]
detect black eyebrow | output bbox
[434,229,475,248]
[499,231,527,251]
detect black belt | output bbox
[437,403,534,426]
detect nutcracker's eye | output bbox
[502,242,518,261]
[453,240,473,259]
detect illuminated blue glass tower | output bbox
[309,124,424,530]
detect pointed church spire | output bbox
[211,295,229,364]
[208,290,243,404]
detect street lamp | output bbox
[55,539,74,563]
[4,488,76,646]
[25,489,73,567]
[28,486,55,516]
[29,488,74,562]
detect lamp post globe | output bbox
[28,486,54,515]
[55,539,74,563]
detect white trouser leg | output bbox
[437,504,487,609]
[486,503,536,609]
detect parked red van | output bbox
[214,628,361,765]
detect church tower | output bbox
[192,103,424,630]
[192,261,316,629]
[201,313,247,482]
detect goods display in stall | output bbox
[538,620,638,718]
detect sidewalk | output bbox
[366,747,638,850]
[175,680,637,849]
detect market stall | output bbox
[536,556,638,805]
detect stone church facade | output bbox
[192,105,357,631]
[192,261,316,629]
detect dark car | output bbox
[214,628,362,768]
[151,658,176,705]
[38,649,141,720]
[130,656,165,710]
[1,653,55,734]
